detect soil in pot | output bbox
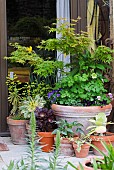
[38,132,54,152]
[73,142,90,158]
[7,117,29,145]
[90,132,114,155]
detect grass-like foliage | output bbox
[2,111,47,170]
[2,112,68,170]
[48,130,68,170]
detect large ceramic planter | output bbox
[51,104,112,134]
[7,117,29,145]
[38,132,54,152]
[90,132,114,155]
[73,142,90,158]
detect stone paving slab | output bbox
[0,137,96,170]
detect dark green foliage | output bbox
[52,119,84,137]
[39,19,114,106]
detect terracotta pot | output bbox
[51,104,112,134]
[90,132,114,155]
[73,142,90,158]
[7,117,29,145]
[59,137,74,156]
[38,132,54,152]
[78,159,101,170]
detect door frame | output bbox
[0,0,8,135]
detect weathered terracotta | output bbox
[59,137,74,156]
[7,117,29,145]
[38,132,54,152]
[73,142,90,158]
[78,159,101,170]
[51,104,112,134]
[90,132,114,155]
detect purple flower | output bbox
[47,92,53,99]
[108,93,113,99]
[56,93,60,97]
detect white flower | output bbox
[91,73,97,79]
[97,96,101,100]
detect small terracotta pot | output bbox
[90,132,114,155]
[77,159,101,170]
[7,117,29,145]
[73,142,90,158]
[59,137,74,156]
[38,132,54,152]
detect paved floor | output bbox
[0,137,96,170]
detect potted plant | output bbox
[52,119,84,156]
[34,107,57,152]
[5,43,63,145]
[20,95,56,152]
[77,142,114,170]
[6,74,30,145]
[72,133,91,158]
[38,18,114,133]
[87,112,114,155]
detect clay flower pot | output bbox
[77,159,101,170]
[59,137,74,156]
[7,117,29,145]
[73,142,90,158]
[38,131,54,152]
[51,104,112,134]
[90,132,114,155]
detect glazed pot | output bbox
[59,137,74,156]
[51,104,112,134]
[7,117,29,145]
[90,132,114,155]
[73,142,90,158]
[38,131,54,152]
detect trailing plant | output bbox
[52,119,84,138]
